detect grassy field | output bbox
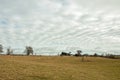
[0,56,120,80]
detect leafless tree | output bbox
[0,44,3,53]
[77,50,82,56]
[6,47,13,55]
[26,46,33,55]
[7,47,11,55]
[74,50,82,56]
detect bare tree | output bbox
[7,47,11,55]
[77,50,82,56]
[74,50,82,56]
[0,44,3,53]
[26,46,33,55]
[6,47,13,55]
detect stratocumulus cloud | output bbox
[0,0,120,54]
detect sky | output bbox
[0,0,120,55]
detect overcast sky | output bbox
[0,0,120,54]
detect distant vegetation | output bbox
[60,51,120,59]
[0,44,119,59]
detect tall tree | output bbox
[74,50,82,56]
[26,46,33,55]
[77,50,82,56]
[94,53,98,57]
[6,47,13,55]
[7,48,11,55]
[0,44,3,53]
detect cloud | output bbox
[0,0,120,54]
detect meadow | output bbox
[0,55,120,80]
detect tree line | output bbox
[0,44,119,59]
[0,44,33,56]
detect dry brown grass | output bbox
[0,55,120,80]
